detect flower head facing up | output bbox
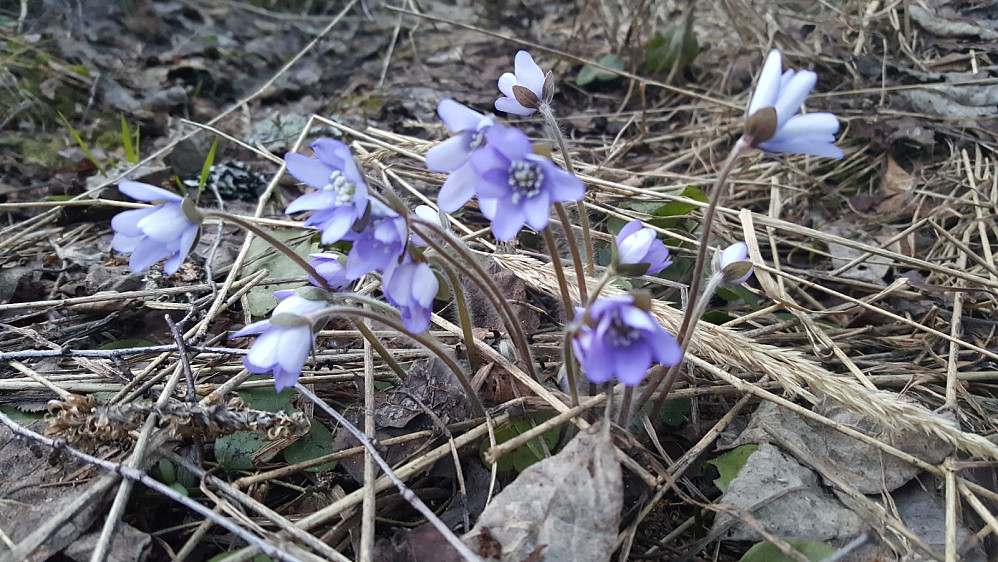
[744,50,843,159]
[495,51,551,116]
[342,201,408,280]
[572,295,682,386]
[425,99,495,212]
[232,290,329,392]
[285,139,370,244]
[469,124,584,241]
[615,220,673,275]
[382,256,438,334]
[111,181,202,275]
[717,242,754,285]
[308,253,351,291]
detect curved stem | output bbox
[561,329,580,407]
[540,103,595,276]
[351,319,406,384]
[553,203,588,303]
[411,219,538,381]
[541,226,576,316]
[203,209,329,291]
[432,257,480,371]
[632,139,746,417]
[306,303,484,417]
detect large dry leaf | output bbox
[463,424,622,562]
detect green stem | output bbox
[542,226,576,316]
[553,203,589,304]
[539,103,595,277]
[203,210,329,292]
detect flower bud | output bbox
[717,242,754,285]
[512,84,542,111]
[744,106,778,147]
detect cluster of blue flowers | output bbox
[108,48,837,393]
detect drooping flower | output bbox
[285,138,370,244]
[425,99,495,212]
[469,124,584,241]
[232,290,328,392]
[342,201,408,280]
[307,253,351,290]
[615,220,673,275]
[717,242,754,285]
[111,180,202,275]
[571,295,682,386]
[744,49,843,159]
[495,51,550,116]
[382,256,438,333]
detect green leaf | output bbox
[121,115,137,164]
[58,111,107,177]
[645,23,699,74]
[237,385,295,413]
[196,137,219,203]
[652,398,691,427]
[157,459,176,484]
[705,444,757,494]
[214,431,268,471]
[243,231,320,317]
[481,413,561,474]
[577,53,624,86]
[0,404,44,422]
[651,186,708,218]
[283,421,337,472]
[738,539,836,562]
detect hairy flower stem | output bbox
[554,203,588,303]
[305,304,485,417]
[631,139,746,418]
[542,226,576,316]
[617,386,633,425]
[540,103,595,277]
[203,210,330,292]
[411,219,539,381]
[433,257,480,371]
[561,330,581,407]
[641,272,724,425]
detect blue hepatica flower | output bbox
[425,99,495,212]
[342,201,408,280]
[572,295,682,386]
[745,49,843,159]
[111,181,202,275]
[469,124,584,241]
[307,253,351,291]
[285,139,369,244]
[232,290,328,392]
[382,256,438,333]
[616,220,673,275]
[718,242,754,285]
[409,204,444,248]
[495,50,548,116]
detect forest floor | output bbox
[2,1,998,561]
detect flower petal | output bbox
[118,180,183,203]
[111,207,157,238]
[497,72,517,98]
[748,50,783,116]
[425,133,473,172]
[128,237,172,273]
[437,163,479,212]
[437,99,485,132]
[772,69,817,125]
[514,51,545,97]
[136,203,191,243]
[757,136,844,159]
[284,152,332,189]
[768,113,840,142]
[311,138,352,171]
[495,96,534,116]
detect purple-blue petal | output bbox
[118,180,184,203]
[284,152,332,189]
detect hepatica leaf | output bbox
[738,539,836,562]
[705,444,758,493]
[577,53,624,86]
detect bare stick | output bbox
[294,384,481,561]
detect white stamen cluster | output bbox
[508,161,544,204]
[325,171,356,205]
[608,315,640,347]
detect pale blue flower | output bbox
[572,295,682,386]
[495,51,547,116]
[469,124,584,241]
[308,253,351,290]
[718,242,754,285]
[232,290,328,392]
[615,220,672,275]
[382,257,438,333]
[746,49,843,159]
[426,99,495,212]
[285,139,370,244]
[110,180,201,275]
[342,201,408,280]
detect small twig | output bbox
[0,412,304,562]
[165,315,197,403]
[294,384,481,562]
